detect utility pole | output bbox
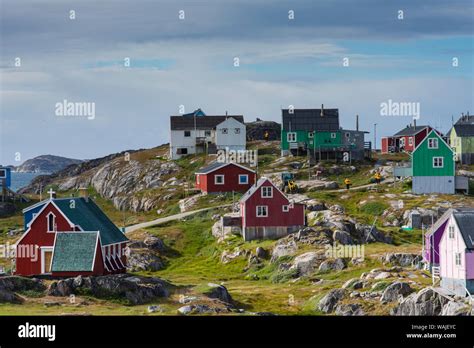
[373,123,377,152]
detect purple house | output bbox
[438,209,474,296]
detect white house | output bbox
[438,210,474,296]
[215,117,246,151]
[169,109,245,160]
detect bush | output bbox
[359,201,388,216]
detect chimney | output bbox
[320,104,324,117]
[356,114,359,131]
[413,118,417,128]
[79,187,89,202]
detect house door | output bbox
[42,248,53,274]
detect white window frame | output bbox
[448,225,455,239]
[308,132,314,139]
[221,128,228,134]
[287,132,296,142]
[256,205,268,217]
[0,169,6,178]
[408,137,413,146]
[433,157,444,168]
[238,174,248,185]
[331,132,337,139]
[400,138,405,146]
[234,128,241,134]
[46,212,56,233]
[214,175,225,185]
[184,130,191,137]
[261,186,273,198]
[455,253,462,266]
[428,138,439,149]
[282,205,289,212]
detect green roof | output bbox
[53,197,128,246]
[51,232,98,272]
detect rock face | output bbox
[48,274,171,305]
[441,301,472,316]
[335,303,365,316]
[127,251,164,272]
[318,289,346,313]
[14,155,82,173]
[380,282,414,303]
[380,253,422,268]
[246,120,281,141]
[391,288,450,316]
[20,148,180,212]
[0,276,45,303]
[271,241,298,262]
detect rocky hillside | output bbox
[246,119,281,141]
[14,155,83,173]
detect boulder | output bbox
[143,236,166,252]
[201,283,233,304]
[271,241,297,262]
[290,252,322,276]
[335,303,365,316]
[48,279,75,297]
[380,253,422,268]
[318,289,346,313]
[441,301,472,316]
[256,247,268,259]
[380,282,414,303]
[333,230,353,245]
[127,251,164,272]
[391,288,450,316]
[318,258,346,272]
[0,276,45,303]
[306,201,328,212]
[342,278,365,290]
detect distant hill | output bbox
[246,119,281,141]
[15,155,83,173]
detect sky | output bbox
[1,0,473,165]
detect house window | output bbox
[256,206,268,217]
[261,186,273,198]
[455,253,462,266]
[177,148,188,155]
[428,138,439,149]
[408,137,413,146]
[433,157,444,168]
[400,138,405,147]
[47,213,56,232]
[234,128,241,134]
[204,130,211,137]
[238,174,248,184]
[345,132,350,139]
[308,132,314,139]
[221,128,228,134]
[448,225,455,239]
[0,169,5,178]
[215,175,225,185]
[282,205,289,212]
[287,132,296,142]
[184,130,191,137]
[331,133,336,139]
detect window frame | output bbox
[234,128,241,134]
[221,128,228,134]
[428,138,439,149]
[433,156,444,168]
[448,225,455,239]
[282,205,289,212]
[256,205,268,217]
[46,212,56,233]
[261,186,273,198]
[238,174,249,185]
[287,132,297,142]
[184,130,191,137]
[214,174,225,185]
[331,132,337,139]
[455,252,462,266]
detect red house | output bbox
[239,178,305,241]
[15,192,128,277]
[195,162,256,194]
[381,125,433,154]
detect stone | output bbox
[127,251,164,272]
[256,247,268,259]
[333,230,353,245]
[143,236,166,252]
[271,241,297,262]
[335,303,365,316]
[441,301,471,316]
[380,282,414,303]
[342,278,365,290]
[318,289,346,313]
[380,253,422,268]
[202,283,233,304]
[391,288,450,316]
[374,272,392,280]
[290,252,322,277]
[318,258,346,272]
[147,305,163,313]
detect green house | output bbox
[449,115,474,165]
[410,130,456,194]
[281,107,368,160]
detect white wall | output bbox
[440,215,466,280]
[170,129,215,159]
[215,118,246,150]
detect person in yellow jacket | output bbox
[374,172,382,184]
[344,178,352,190]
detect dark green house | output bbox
[281,106,369,161]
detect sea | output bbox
[10,172,44,192]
